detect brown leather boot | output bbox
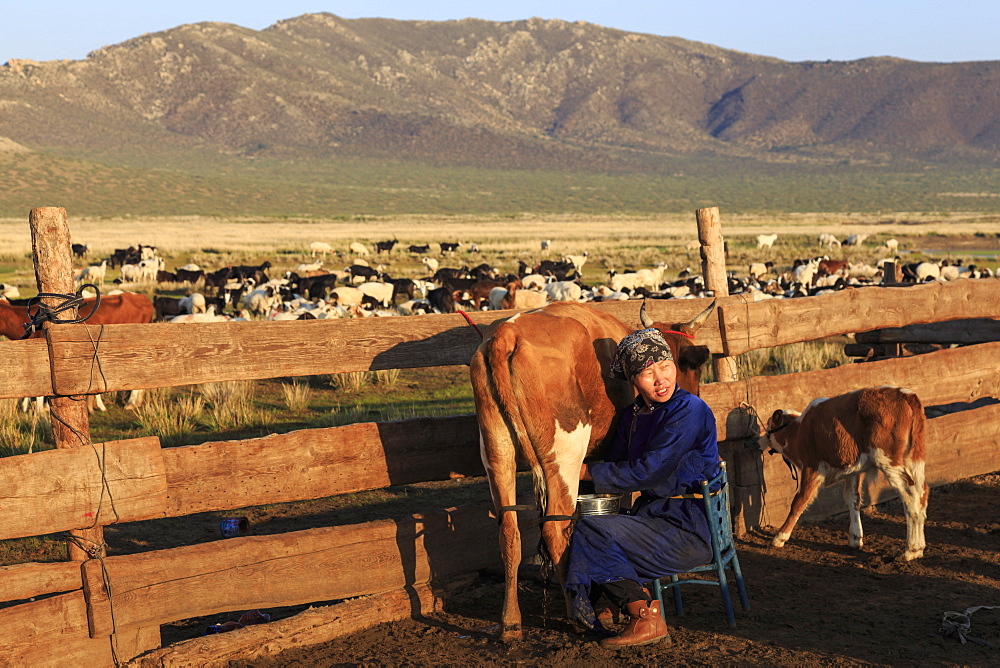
[599,599,670,648]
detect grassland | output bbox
[2,147,999,219]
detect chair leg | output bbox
[651,579,668,624]
[716,563,736,627]
[671,575,685,617]
[731,555,750,611]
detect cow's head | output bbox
[639,298,715,395]
[758,409,801,452]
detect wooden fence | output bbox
[2,209,999,666]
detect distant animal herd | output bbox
[1,233,994,327]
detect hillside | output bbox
[0,14,997,216]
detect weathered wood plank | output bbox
[701,341,1000,440]
[0,338,52,399]
[855,318,1000,344]
[127,576,476,667]
[0,591,114,666]
[45,315,490,394]
[0,437,167,542]
[752,403,1000,528]
[44,298,726,395]
[84,503,518,635]
[163,416,483,516]
[718,280,1000,356]
[0,561,81,603]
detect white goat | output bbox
[756,234,778,249]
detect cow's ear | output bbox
[770,409,784,423]
[676,344,711,372]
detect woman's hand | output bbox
[579,462,593,481]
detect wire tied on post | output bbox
[20,283,101,339]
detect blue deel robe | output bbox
[564,386,720,633]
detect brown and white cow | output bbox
[470,299,714,641]
[759,386,928,561]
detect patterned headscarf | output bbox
[610,328,674,380]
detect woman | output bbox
[565,327,720,648]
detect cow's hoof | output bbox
[770,536,787,548]
[848,536,863,549]
[900,548,924,561]
[500,625,523,642]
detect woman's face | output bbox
[632,359,678,406]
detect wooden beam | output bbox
[83,503,518,635]
[128,576,476,666]
[0,338,52,399]
[855,318,1000,344]
[29,206,103,562]
[41,281,997,397]
[696,206,737,383]
[0,561,82,603]
[718,280,1000,357]
[0,591,113,665]
[163,416,483,516]
[0,437,167,542]
[701,341,1000,440]
[44,298,726,395]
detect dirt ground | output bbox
[231,472,1000,667]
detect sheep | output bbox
[310,241,333,257]
[358,281,395,308]
[543,281,583,303]
[179,293,207,314]
[818,233,841,249]
[349,242,370,256]
[295,260,324,274]
[749,262,774,280]
[519,274,548,290]
[884,238,899,253]
[843,233,870,247]
[421,257,439,274]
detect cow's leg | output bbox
[478,420,525,642]
[772,469,823,548]
[87,393,107,412]
[539,422,591,618]
[844,473,864,549]
[882,460,928,560]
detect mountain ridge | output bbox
[1,13,997,170]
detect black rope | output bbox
[20,283,101,339]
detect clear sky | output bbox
[4,1,998,65]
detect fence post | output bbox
[28,206,105,561]
[695,206,736,383]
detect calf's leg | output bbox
[843,473,864,549]
[773,468,824,548]
[882,460,928,561]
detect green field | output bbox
[2,147,999,218]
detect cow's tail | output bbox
[486,323,534,465]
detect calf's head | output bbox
[758,409,801,453]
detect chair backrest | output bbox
[699,461,734,561]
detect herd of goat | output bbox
[2,235,992,323]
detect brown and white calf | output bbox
[759,386,928,561]
[470,299,714,641]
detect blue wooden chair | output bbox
[650,461,750,627]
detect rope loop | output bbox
[21,283,101,339]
